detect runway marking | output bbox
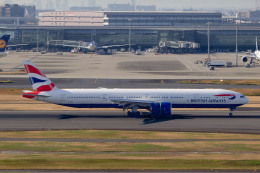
[177,57,192,72]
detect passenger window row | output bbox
[67,97,101,99]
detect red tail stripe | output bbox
[36,83,55,92]
[25,64,46,77]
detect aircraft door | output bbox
[60,94,67,103]
[102,94,108,103]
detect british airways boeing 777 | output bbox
[23,60,249,118]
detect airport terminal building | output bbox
[37,11,222,27]
[1,10,260,51]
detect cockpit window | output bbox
[240,95,245,98]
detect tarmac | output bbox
[0,51,259,80]
[0,110,259,133]
[1,77,260,89]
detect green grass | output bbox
[1,130,260,139]
[128,143,171,152]
[0,141,260,153]
[0,155,260,170]
[0,131,260,170]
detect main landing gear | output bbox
[127,111,141,117]
[127,106,141,118]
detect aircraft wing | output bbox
[107,98,155,109]
[7,44,28,47]
[99,44,135,49]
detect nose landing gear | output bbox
[229,107,236,117]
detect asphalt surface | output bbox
[0,110,259,133]
[1,52,260,80]
[1,77,260,89]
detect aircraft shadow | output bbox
[58,114,260,120]
[58,114,127,119]
[141,114,260,125]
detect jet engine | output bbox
[151,102,172,118]
[241,56,248,63]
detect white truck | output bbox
[207,60,225,67]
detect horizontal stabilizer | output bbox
[23,90,50,99]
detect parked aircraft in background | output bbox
[241,37,260,64]
[86,41,97,51]
[50,40,132,53]
[0,35,10,58]
[22,60,249,118]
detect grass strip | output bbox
[231,89,260,96]
[0,141,260,152]
[1,131,260,139]
[0,155,260,170]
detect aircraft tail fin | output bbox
[0,35,10,52]
[23,60,58,92]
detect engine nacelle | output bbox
[151,102,172,118]
[241,56,248,63]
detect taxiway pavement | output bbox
[1,52,260,80]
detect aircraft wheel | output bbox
[229,113,233,117]
[127,111,132,117]
[135,111,141,118]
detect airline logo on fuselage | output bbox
[0,40,6,49]
[214,94,236,100]
[190,94,236,103]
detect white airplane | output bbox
[0,35,10,58]
[86,41,97,51]
[79,41,131,52]
[241,37,260,64]
[22,60,249,117]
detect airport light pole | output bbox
[128,18,132,52]
[37,18,39,52]
[207,22,211,63]
[236,23,238,67]
[47,31,49,52]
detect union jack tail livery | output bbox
[23,60,57,92]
